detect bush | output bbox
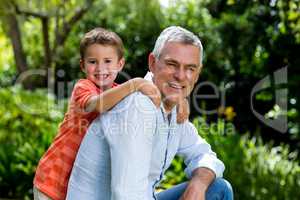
[0,86,63,199]
[161,117,300,200]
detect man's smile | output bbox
[167,81,186,92]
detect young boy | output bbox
[33,27,188,200]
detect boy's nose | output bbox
[95,63,107,71]
[95,66,113,74]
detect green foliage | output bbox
[0,86,63,198]
[161,117,300,200]
[0,25,15,87]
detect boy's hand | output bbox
[176,98,190,123]
[132,78,161,107]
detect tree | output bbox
[0,0,95,88]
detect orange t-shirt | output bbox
[34,79,117,200]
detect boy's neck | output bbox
[100,86,110,91]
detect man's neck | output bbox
[163,101,175,114]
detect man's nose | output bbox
[174,68,186,81]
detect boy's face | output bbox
[81,44,125,90]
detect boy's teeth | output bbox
[95,74,108,78]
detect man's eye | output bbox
[187,67,195,72]
[166,62,176,67]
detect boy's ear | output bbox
[117,57,125,71]
[80,59,86,73]
[148,53,156,73]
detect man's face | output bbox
[149,42,202,107]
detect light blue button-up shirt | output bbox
[67,91,225,200]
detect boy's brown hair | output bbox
[80,27,124,59]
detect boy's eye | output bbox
[104,59,112,63]
[87,60,97,64]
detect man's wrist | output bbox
[181,178,206,200]
[190,174,210,192]
[190,167,216,191]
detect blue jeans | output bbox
[156,178,233,200]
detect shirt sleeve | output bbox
[72,79,100,110]
[177,122,225,179]
[100,92,158,200]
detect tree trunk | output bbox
[42,17,52,70]
[5,14,28,75]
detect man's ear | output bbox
[148,53,156,73]
[80,59,86,73]
[195,64,203,83]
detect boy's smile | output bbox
[81,44,125,90]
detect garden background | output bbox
[0,0,299,199]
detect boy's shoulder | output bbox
[72,79,101,95]
[70,79,100,101]
[74,79,96,89]
[74,79,118,90]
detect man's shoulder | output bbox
[109,92,157,114]
[94,92,157,129]
[93,92,157,120]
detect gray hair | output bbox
[152,26,204,65]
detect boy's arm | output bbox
[176,98,190,123]
[85,77,161,113]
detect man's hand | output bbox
[179,167,215,200]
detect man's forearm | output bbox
[191,167,215,191]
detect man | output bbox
[66,26,233,200]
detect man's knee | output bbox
[214,178,233,193]
[206,178,233,200]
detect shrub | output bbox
[0,86,63,199]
